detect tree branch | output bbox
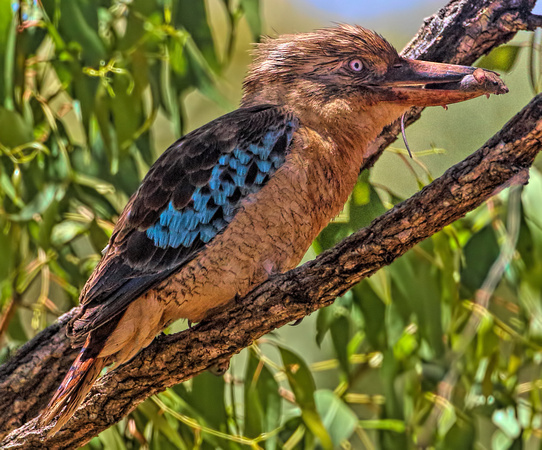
[1,0,540,448]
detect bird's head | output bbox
[242,25,507,138]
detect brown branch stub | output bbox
[524,14,542,30]
[0,0,540,448]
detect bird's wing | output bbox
[71,104,299,338]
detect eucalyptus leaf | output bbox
[477,45,521,72]
[279,346,333,449]
[240,0,262,39]
[0,107,34,147]
[314,390,357,446]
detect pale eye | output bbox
[349,59,363,72]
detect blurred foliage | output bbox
[1,1,542,449]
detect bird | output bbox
[39,24,507,434]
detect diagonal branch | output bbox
[0,0,540,448]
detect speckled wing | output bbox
[71,104,299,337]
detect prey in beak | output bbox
[376,59,509,106]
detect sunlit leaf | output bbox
[492,406,521,439]
[8,184,64,222]
[279,346,333,449]
[477,45,521,72]
[314,390,357,446]
[51,220,88,246]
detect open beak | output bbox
[376,58,508,106]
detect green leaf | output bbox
[315,306,334,347]
[329,315,350,375]
[183,37,231,110]
[59,0,107,67]
[358,419,406,432]
[186,371,227,430]
[118,1,151,51]
[88,220,110,253]
[390,251,444,357]
[94,86,119,172]
[317,174,386,251]
[379,350,409,449]
[352,282,386,349]
[71,184,118,218]
[51,220,88,246]
[244,350,281,442]
[38,199,60,249]
[139,399,187,450]
[8,184,64,222]
[460,225,500,296]
[300,409,332,450]
[0,0,14,105]
[110,74,143,155]
[521,167,542,230]
[279,347,316,408]
[129,0,159,17]
[8,305,29,342]
[0,166,24,207]
[174,1,218,70]
[314,390,357,446]
[477,45,521,73]
[0,107,34,147]
[432,230,458,309]
[349,176,387,229]
[279,346,333,449]
[516,214,535,269]
[0,226,13,281]
[97,425,127,450]
[492,407,521,439]
[74,76,100,134]
[240,0,262,39]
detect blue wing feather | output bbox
[145,122,294,251]
[69,105,299,339]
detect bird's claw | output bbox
[210,358,231,375]
[289,318,304,326]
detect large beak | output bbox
[375,59,508,106]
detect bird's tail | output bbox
[39,329,112,436]
[39,292,164,435]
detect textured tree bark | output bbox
[1,0,541,448]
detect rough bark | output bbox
[1,0,541,448]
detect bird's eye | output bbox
[349,59,363,72]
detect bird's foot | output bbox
[267,272,313,304]
[233,292,242,304]
[289,318,304,326]
[209,357,231,376]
